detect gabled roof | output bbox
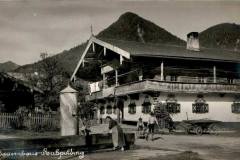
[0,72,43,94]
[99,38,240,63]
[60,85,78,93]
[71,36,240,81]
[70,36,131,81]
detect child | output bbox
[137,117,144,131]
[137,117,144,138]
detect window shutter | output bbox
[192,104,196,113]
[237,104,240,113]
[205,104,209,113]
[232,103,240,113]
[107,105,112,114]
[128,102,136,114]
[113,105,117,114]
[100,106,105,114]
[177,104,180,113]
[231,104,234,113]
[142,105,145,113]
[128,106,131,114]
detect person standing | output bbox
[147,112,159,141]
[166,114,174,133]
[137,117,144,131]
[106,116,125,151]
[137,117,144,138]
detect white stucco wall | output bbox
[97,102,117,120]
[97,93,240,123]
[123,94,154,122]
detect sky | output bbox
[0,0,240,65]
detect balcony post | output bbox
[120,55,123,65]
[92,42,95,52]
[104,47,106,56]
[103,73,106,89]
[161,61,164,81]
[115,69,118,86]
[213,66,216,83]
[82,59,85,67]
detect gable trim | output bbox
[70,36,130,81]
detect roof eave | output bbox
[131,54,240,63]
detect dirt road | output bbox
[3,132,240,160]
[81,133,240,160]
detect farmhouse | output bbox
[0,72,43,113]
[71,32,240,127]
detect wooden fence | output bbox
[0,113,18,129]
[0,113,60,131]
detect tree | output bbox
[35,53,69,111]
[154,102,169,129]
[78,101,96,120]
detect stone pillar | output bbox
[60,85,78,136]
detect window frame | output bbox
[232,102,240,113]
[128,100,136,114]
[106,104,113,114]
[142,95,151,114]
[192,95,209,114]
[166,102,181,114]
[100,105,105,115]
[165,94,180,114]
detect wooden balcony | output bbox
[86,79,240,101]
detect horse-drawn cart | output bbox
[180,119,221,135]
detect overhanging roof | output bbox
[70,36,130,81]
[71,36,240,81]
[0,72,43,94]
[99,38,240,63]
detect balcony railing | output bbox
[86,79,240,101]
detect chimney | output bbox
[187,32,200,51]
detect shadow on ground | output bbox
[139,151,203,160]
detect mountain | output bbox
[15,43,87,75]
[0,61,19,72]
[15,12,185,75]
[199,23,240,50]
[97,12,185,45]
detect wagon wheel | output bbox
[194,126,203,135]
[208,124,219,135]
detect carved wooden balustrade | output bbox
[86,79,240,101]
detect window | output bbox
[198,77,205,83]
[227,78,234,84]
[232,102,240,113]
[142,95,151,114]
[113,105,117,114]
[128,100,136,114]
[192,95,209,113]
[100,106,105,115]
[166,103,180,113]
[170,75,177,82]
[106,104,112,114]
[165,94,180,113]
